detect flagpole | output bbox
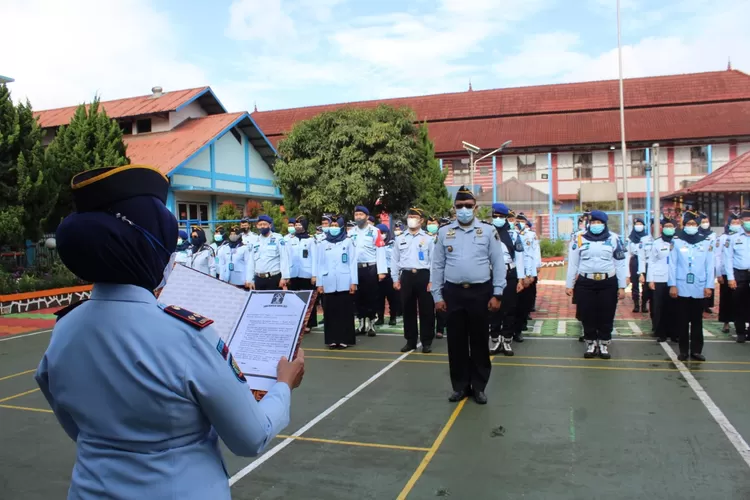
[617,0,630,231]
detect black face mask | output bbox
[260,227,271,236]
[190,237,201,246]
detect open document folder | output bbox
[157,263,314,400]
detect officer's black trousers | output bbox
[377,271,401,321]
[731,270,750,337]
[436,310,447,334]
[516,277,536,332]
[651,282,677,340]
[576,276,618,341]
[355,265,379,320]
[490,269,517,339]
[676,297,704,355]
[255,273,281,290]
[444,281,492,393]
[289,277,317,327]
[718,276,733,323]
[400,269,434,347]
[531,275,538,310]
[629,256,651,308]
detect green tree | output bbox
[412,123,451,217]
[0,84,57,246]
[273,105,425,221]
[260,201,287,233]
[216,200,242,221]
[44,96,129,230]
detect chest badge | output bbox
[447,229,456,239]
[476,228,483,236]
[447,246,453,253]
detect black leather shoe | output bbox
[473,391,488,404]
[448,390,467,402]
[422,345,432,354]
[677,353,688,361]
[400,344,416,353]
[691,353,706,361]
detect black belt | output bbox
[402,268,429,274]
[446,281,490,289]
[358,262,376,268]
[256,271,281,279]
[579,272,613,281]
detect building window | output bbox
[573,153,593,179]
[452,159,470,185]
[136,118,152,133]
[479,165,488,176]
[631,149,646,177]
[178,202,209,223]
[119,121,133,135]
[517,155,536,181]
[691,146,708,175]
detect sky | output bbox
[1,0,748,113]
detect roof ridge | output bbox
[34,86,210,114]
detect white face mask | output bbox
[407,218,421,229]
[700,222,710,230]
[634,224,644,232]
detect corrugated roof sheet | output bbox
[679,150,750,193]
[124,112,246,175]
[252,70,750,140]
[34,87,211,128]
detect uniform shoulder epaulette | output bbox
[54,299,88,321]
[163,305,214,329]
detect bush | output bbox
[0,263,86,295]
[540,238,566,258]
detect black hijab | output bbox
[296,217,311,239]
[629,218,646,244]
[680,211,707,245]
[325,217,347,243]
[583,210,611,242]
[660,218,676,242]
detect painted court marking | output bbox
[557,321,567,335]
[0,369,36,382]
[228,351,412,487]
[532,320,543,334]
[628,322,642,335]
[703,328,715,338]
[660,342,750,470]
[0,329,52,342]
[0,388,39,404]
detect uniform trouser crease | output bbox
[400,269,435,347]
[576,276,618,341]
[355,265,379,320]
[677,296,705,354]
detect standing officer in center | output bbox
[350,205,387,336]
[432,186,505,405]
[392,208,435,354]
[245,215,291,291]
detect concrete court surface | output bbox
[1,329,750,499]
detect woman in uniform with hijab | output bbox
[698,213,717,314]
[35,165,304,500]
[376,222,401,326]
[287,216,318,331]
[174,229,191,265]
[716,214,741,333]
[217,225,250,288]
[565,211,627,359]
[668,210,714,361]
[647,218,678,342]
[188,226,216,277]
[628,217,652,313]
[316,216,358,349]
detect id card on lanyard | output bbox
[686,245,695,284]
[229,248,235,272]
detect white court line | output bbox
[0,329,52,342]
[660,342,750,469]
[228,351,412,486]
[525,336,735,343]
[703,328,715,338]
[628,322,642,335]
[532,320,543,335]
[557,321,567,335]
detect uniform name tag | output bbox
[418,250,425,261]
[229,263,234,271]
[303,249,309,258]
[686,273,695,284]
[342,253,348,263]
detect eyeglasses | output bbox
[455,203,475,210]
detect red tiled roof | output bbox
[124,112,246,175]
[425,101,750,152]
[34,87,212,128]
[252,70,750,141]
[679,150,750,193]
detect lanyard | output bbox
[687,244,694,269]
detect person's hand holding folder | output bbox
[277,349,305,389]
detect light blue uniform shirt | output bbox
[503,229,527,280]
[715,233,729,276]
[724,231,750,281]
[189,245,216,277]
[246,232,291,282]
[668,238,716,298]
[431,220,507,302]
[315,237,359,293]
[565,232,627,289]
[646,237,673,283]
[218,243,250,286]
[35,284,291,500]
[519,229,541,277]
[287,236,317,279]
[350,225,388,275]
[635,235,654,274]
[391,229,434,283]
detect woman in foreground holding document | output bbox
[316,216,359,349]
[34,165,304,500]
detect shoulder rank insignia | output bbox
[228,353,246,383]
[54,299,88,321]
[725,240,731,248]
[447,229,456,238]
[163,305,214,329]
[216,338,230,360]
[476,228,483,236]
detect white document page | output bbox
[156,263,250,342]
[227,290,311,392]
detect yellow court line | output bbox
[276,434,429,452]
[397,398,468,499]
[0,369,36,382]
[0,403,52,414]
[0,388,39,403]
[305,356,750,373]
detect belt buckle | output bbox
[411,269,417,274]
[462,283,470,289]
[593,273,604,281]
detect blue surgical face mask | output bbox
[590,223,605,235]
[328,227,341,237]
[177,238,183,245]
[492,217,507,228]
[684,226,698,235]
[456,208,474,224]
[744,221,750,232]
[662,227,675,236]
[214,234,223,242]
[427,224,438,233]
[730,224,742,233]
[288,226,296,234]
[322,226,330,233]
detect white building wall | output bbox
[186,147,211,172]
[214,130,245,177]
[216,180,245,192]
[711,144,730,171]
[172,174,210,188]
[738,142,750,156]
[249,144,274,181]
[149,116,171,133]
[169,101,208,129]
